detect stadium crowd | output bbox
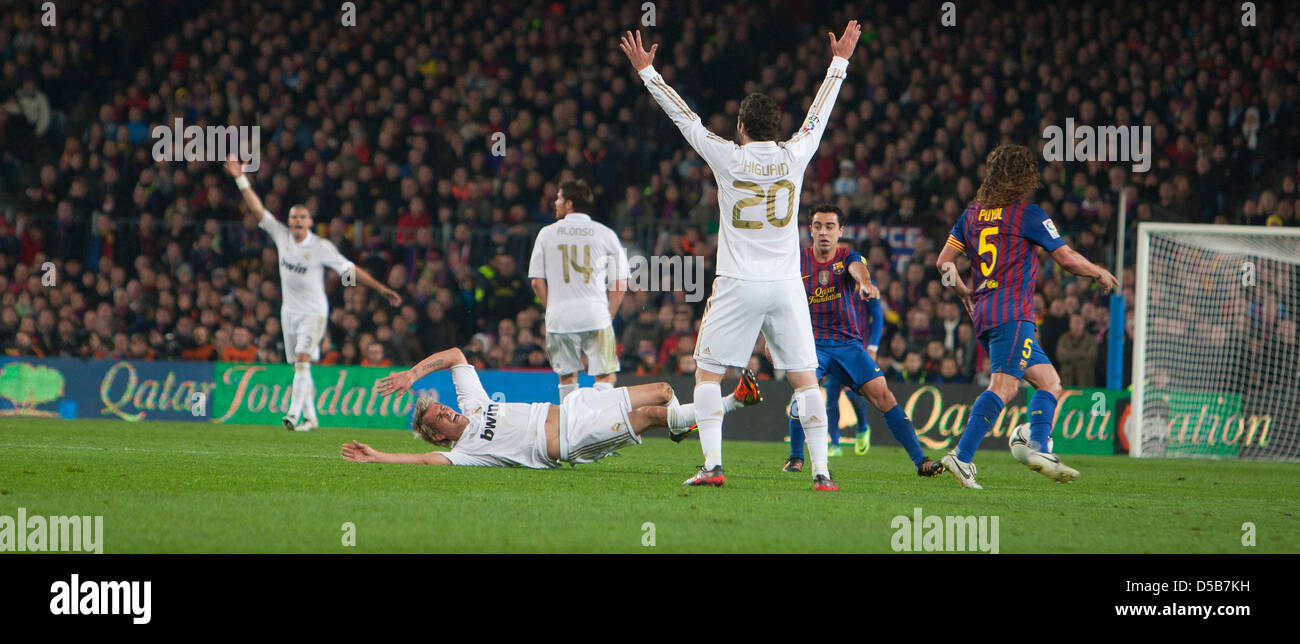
[1,0,1297,389]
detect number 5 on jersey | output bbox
[978,226,998,276]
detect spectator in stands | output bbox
[1057,314,1098,387]
[221,327,258,363]
[0,0,1295,390]
[361,342,392,368]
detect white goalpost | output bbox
[1131,223,1300,461]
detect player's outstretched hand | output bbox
[375,369,416,396]
[383,289,402,307]
[857,282,878,301]
[1096,269,1120,295]
[224,155,243,178]
[341,440,377,463]
[829,20,861,61]
[619,30,657,72]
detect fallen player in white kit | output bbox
[341,347,763,468]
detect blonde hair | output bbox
[973,144,1041,208]
[411,394,452,448]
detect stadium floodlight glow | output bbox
[1131,223,1300,461]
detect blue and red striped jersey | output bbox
[801,246,867,342]
[946,200,1065,336]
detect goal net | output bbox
[1131,223,1300,461]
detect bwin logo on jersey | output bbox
[281,259,309,274]
[480,403,499,441]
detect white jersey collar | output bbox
[563,213,592,221]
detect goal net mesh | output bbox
[1136,227,1300,461]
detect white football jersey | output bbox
[638,57,849,281]
[442,364,557,469]
[260,211,354,315]
[528,213,630,333]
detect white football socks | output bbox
[694,381,724,469]
[302,376,318,424]
[288,361,311,421]
[668,394,743,430]
[794,385,830,477]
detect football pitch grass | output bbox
[2,417,1297,553]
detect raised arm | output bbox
[341,440,451,465]
[224,155,268,216]
[1050,246,1119,294]
[374,347,468,396]
[620,30,734,167]
[783,21,860,159]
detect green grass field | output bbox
[2,417,1297,553]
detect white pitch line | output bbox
[8,443,337,460]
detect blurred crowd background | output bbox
[1,0,1297,389]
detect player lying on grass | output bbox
[936,143,1119,489]
[784,204,944,478]
[341,347,763,468]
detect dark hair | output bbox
[808,202,846,227]
[558,179,595,214]
[738,93,780,142]
[974,144,1041,208]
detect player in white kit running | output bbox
[224,156,401,431]
[341,346,763,468]
[529,179,629,402]
[620,22,860,490]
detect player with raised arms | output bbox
[224,156,401,431]
[341,347,762,468]
[783,204,944,477]
[619,23,861,491]
[936,144,1118,488]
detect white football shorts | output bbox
[693,276,817,373]
[282,310,327,362]
[546,326,619,376]
[559,386,640,464]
